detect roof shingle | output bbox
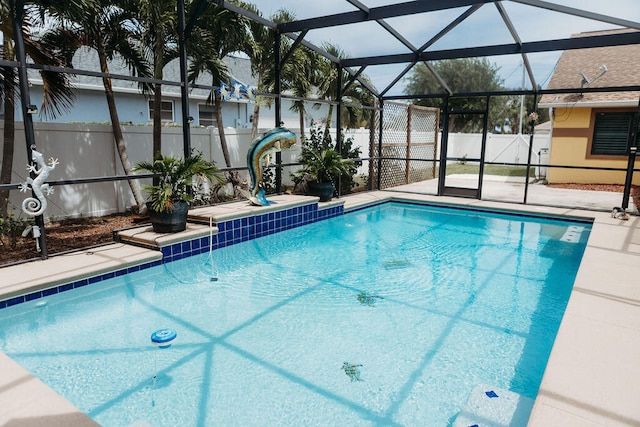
[540,28,640,106]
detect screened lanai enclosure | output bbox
[1,0,640,260]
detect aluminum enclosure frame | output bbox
[6,0,640,261]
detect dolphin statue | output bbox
[246,127,297,206]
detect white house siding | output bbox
[21,49,331,129]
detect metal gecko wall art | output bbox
[19,147,58,217]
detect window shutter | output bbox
[591,112,634,156]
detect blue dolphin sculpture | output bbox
[246,127,297,206]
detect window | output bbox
[591,111,638,156]
[198,104,217,127]
[148,100,174,122]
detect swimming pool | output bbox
[0,202,590,426]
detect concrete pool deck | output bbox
[1,191,639,426]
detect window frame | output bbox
[197,104,216,127]
[148,99,175,123]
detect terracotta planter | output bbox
[147,201,188,233]
[307,181,335,202]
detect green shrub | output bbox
[0,206,34,249]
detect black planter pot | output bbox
[147,201,189,233]
[307,181,335,202]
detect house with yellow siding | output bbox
[539,28,640,185]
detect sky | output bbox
[246,0,640,96]
[3,1,637,96]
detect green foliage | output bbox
[407,58,503,95]
[134,153,223,212]
[335,129,363,194]
[0,207,33,249]
[313,42,374,130]
[304,124,334,152]
[490,95,551,134]
[405,59,551,134]
[293,124,361,195]
[405,59,503,132]
[261,167,277,195]
[297,148,354,184]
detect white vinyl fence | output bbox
[0,121,549,220]
[443,132,550,166]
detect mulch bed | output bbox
[0,213,139,265]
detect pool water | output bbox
[0,202,590,426]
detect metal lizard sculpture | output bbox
[19,149,58,217]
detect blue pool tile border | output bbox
[161,203,343,263]
[0,259,163,310]
[0,202,344,310]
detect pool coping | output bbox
[1,191,639,426]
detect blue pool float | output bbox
[151,329,177,348]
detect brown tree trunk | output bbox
[152,2,164,160]
[215,93,232,168]
[324,103,334,143]
[98,51,147,215]
[0,40,16,217]
[152,82,162,158]
[298,108,305,143]
[0,71,15,217]
[251,102,260,141]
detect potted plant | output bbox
[135,153,221,233]
[295,147,355,202]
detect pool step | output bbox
[560,225,585,243]
[453,384,534,427]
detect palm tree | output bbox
[241,3,272,140]
[188,1,252,169]
[313,42,373,138]
[0,0,76,216]
[136,0,177,157]
[241,7,317,143]
[40,0,150,214]
[287,48,317,142]
[242,7,296,139]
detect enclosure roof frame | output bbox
[203,0,640,101]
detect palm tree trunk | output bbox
[151,1,165,160]
[152,82,162,157]
[298,107,305,143]
[324,103,334,143]
[98,51,147,215]
[0,54,16,217]
[251,102,260,141]
[215,93,232,168]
